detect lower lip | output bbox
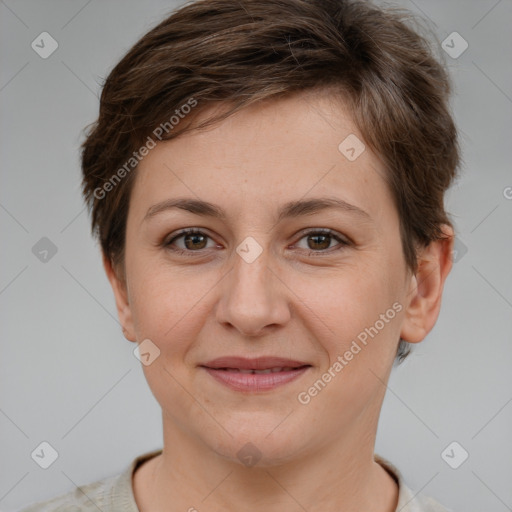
[201,366,310,392]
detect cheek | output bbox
[127,258,214,354]
[294,260,399,347]
[297,273,402,423]
[292,261,404,416]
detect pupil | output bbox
[310,234,329,250]
[185,233,206,250]
[181,233,331,251]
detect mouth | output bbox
[212,366,307,374]
[199,357,312,392]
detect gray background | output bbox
[1,1,511,511]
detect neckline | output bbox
[118,449,422,512]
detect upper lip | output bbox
[200,356,310,370]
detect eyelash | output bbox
[163,228,351,257]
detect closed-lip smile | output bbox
[199,356,312,392]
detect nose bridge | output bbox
[217,234,289,335]
[234,235,271,288]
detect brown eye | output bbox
[165,229,215,253]
[182,232,208,250]
[307,233,332,250]
[294,229,349,254]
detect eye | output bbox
[164,229,217,254]
[293,228,350,255]
[163,227,351,256]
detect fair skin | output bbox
[104,89,453,512]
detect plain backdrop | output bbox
[1,1,511,511]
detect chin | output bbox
[203,416,311,468]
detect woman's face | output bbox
[108,91,431,465]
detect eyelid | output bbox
[164,227,351,255]
[291,227,351,252]
[296,227,350,244]
[164,228,218,250]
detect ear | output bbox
[400,224,454,344]
[102,252,137,342]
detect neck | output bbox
[134,410,398,512]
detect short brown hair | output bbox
[80,0,461,360]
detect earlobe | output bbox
[102,252,137,342]
[400,225,454,344]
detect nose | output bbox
[215,243,291,337]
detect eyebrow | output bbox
[143,196,372,224]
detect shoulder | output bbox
[16,449,162,512]
[403,481,453,511]
[375,455,453,512]
[16,473,117,512]
[401,490,454,512]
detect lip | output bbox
[199,356,311,392]
[202,356,309,370]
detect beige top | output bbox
[18,449,452,511]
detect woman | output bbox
[19,0,459,510]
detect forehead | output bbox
[129,91,394,225]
